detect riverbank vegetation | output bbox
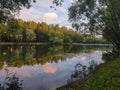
[57,54,120,90]
[0,19,108,44]
[76,56,120,90]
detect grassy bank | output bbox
[57,56,120,90]
[77,56,120,90]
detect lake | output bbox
[0,45,111,90]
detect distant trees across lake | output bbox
[0,19,108,44]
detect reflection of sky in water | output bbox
[0,51,104,90]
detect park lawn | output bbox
[77,56,120,90]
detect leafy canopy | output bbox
[0,0,35,22]
[53,0,120,50]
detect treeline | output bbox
[0,19,108,44]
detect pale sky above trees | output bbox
[17,0,73,28]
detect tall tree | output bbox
[0,0,35,22]
[53,0,120,51]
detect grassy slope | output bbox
[77,56,120,90]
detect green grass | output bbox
[76,56,120,90]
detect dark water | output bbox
[0,45,111,90]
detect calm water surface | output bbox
[0,45,111,90]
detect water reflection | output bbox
[0,45,111,68]
[0,69,23,90]
[0,45,111,90]
[67,50,104,83]
[68,61,97,84]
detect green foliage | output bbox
[26,29,36,41]
[0,19,108,44]
[53,0,120,50]
[68,0,120,50]
[102,49,120,62]
[0,19,22,42]
[0,23,9,41]
[77,56,120,90]
[48,31,64,44]
[0,0,35,22]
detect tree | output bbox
[25,29,36,42]
[53,0,120,51]
[7,19,21,41]
[0,0,36,22]
[22,28,27,42]
[48,31,64,44]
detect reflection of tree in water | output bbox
[0,69,50,90]
[0,45,67,67]
[102,48,120,62]
[0,69,23,90]
[0,45,111,68]
[48,45,64,54]
[68,61,97,84]
[0,61,4,70]
[38,85,49,90]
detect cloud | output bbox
[17,7,41,21]
[41,13,58,22]
[42,64,57,74]
[17,0,72,27]
[80,56,87,60]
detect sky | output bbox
[17,0,73,28]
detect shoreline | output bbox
[0,42,112,46]
[56,63,105,90]
[56,56,119,90]
[72,43,112,46]
[0,42,48,45]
